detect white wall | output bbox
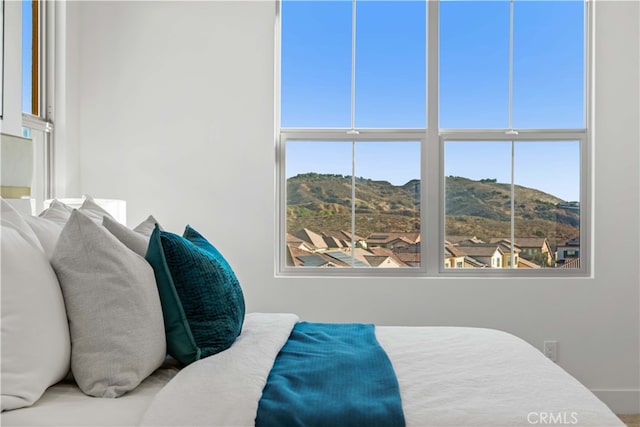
[51,1,82,198]
[55,0,638,413]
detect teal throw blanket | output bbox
[255,322,405,427]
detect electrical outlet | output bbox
[544,340,558,362]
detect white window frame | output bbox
[275,0,592,277]
[22,0,55,209]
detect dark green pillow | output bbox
[146,225,245,365]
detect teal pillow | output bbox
[145,225,245,365]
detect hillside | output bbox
[287,173,420,237]
[286,173,580,247]
[444,176,580,247]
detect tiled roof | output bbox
[369,247,409,267]
[395,252,420,264]
[297,254,330,267]
[464,256,487,268]
[455,244,503,257]
[322,235,345,248]
[286,233,304,244]
[490,237,548,249]
[494,241,522,254]
[295,228,328,249]
[324,250,369,267]
[446,235,484,244]
[287,233,317,252]
[445,244,466,258]
[366,232,420,245]
[287,244,351,267]
[323,230,365,242]
[518,257,541,268]
[363,255,395,267]
[286,245,307,267]
[561,237,580,247]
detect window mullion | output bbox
[426,0,440,274]
[351,140,356,267]
[508,0,514,131]
[350,0,356,131]
[31,0,40,116]
[508,0,515,268]
[350,0,357,268]
[510,140,515,269]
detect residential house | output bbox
[294,228,328,250]
[444,245,466,268]
[556,237,580,265]
[369,247,410,267]
[324,248,393,268]
[287,245,349,268]
[363,255,403,268]
[322,230,366,249]
[490,239,522,268]
[455,244,504,268]
[286,233,316,253]
[366,232,420,249]
[490,237,552,266]
[518,257,541,269]
[464,257,488,268]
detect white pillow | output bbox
[1,199,43,252]
[103,215,160,257]
[22,215,64,259]
[0,222,71,411]
[78,195,114,224]
[39,199,73,226]
[50,211,166,398]
[133,215,160,237]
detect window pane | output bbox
[514,141,580,268]
[354,141,421,267]
[355,1,425,128]
[445,141,511,269]
[286,141,354,267]
[285,140,421,268]
[445,141,582,270]
[513,1,584,128]
[281,1,351,128]
[440,1,510,129]
[22,0,33,115]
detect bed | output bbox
[0,197,624,427]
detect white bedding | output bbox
[376,327,623,426]
[1,368,179,426]
[2,313,624,427]
[142,312,299,427]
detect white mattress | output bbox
[1,367,178,427]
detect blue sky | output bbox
[22,0,33,114]
[281,0,584,202]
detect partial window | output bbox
[21,0,54,208]
[280,0,425,270]
[22,0,40,116]
[441,0,585,270]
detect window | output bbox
[1,0,4,118]
[21,0,53,207]
[22,0,40,116]
[277,0,589,275]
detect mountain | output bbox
[286,173,580,247]
[287,173,420,237]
